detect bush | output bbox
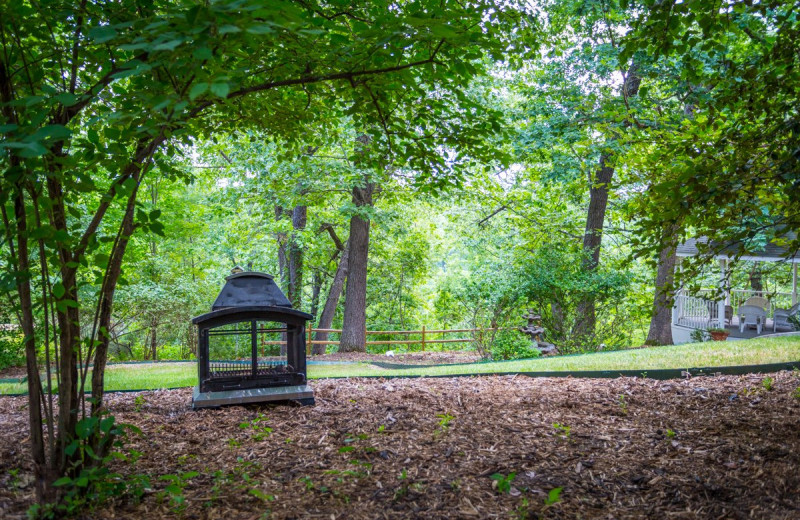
[0,329,24,371]
[689,329,709,343]
[490,329,540,361]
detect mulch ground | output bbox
[2,372,800,519]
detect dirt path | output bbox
[1,372,799,519]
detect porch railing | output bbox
[673,289,796,330]
[673,291,714,329]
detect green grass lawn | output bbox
[2,335,799,395]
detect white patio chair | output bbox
[742,296,769,312]
[738,304,767,334]
[773,303,800,332]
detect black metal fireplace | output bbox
[191,271,314,408]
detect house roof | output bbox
[676,234,800,263]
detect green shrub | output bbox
[0,330,24,371]
[689,329,709,343]
[490,329,540,360]
[29,414,147,519]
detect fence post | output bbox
[307,323,312,356]
[421,325,426,351]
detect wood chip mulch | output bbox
[2,372,800,519]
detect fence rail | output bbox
[304,326,504,354]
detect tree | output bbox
[622,0,800,265]
[513,0,645,342]
[1,0,533,502]
[339,178,375,351]
[645,224,679,345]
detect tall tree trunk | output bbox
[646,233,679,345]
[339,184,374,352]
[309,271,322,319]
[574,154,614,337]
[749,263,763,293]
[0,65,48,497]
[314,240,350,355]
[275,206,288,290]
[12,188,48,499]
[47,175,81,476]
[574,64,641,338]
[288,204,306,308]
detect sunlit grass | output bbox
[1,335,799,394]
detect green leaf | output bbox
[545,486,563,505]
[76,417,99,439]
[53,476,73,487]
[210,82,230,98]
[149,221,165,236]
[65,441,79,457]
[55,92,79,107]
[52,282,66,299]
[89,26,118,43]
[87,128,100,144]
[153,39,184,51]
[94,253,110,268]
[193,47,213,60]
[246,23,273,34]
[218,24,241,34]
[189,83,209,100]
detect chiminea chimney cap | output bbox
[211,271,288,310]
[225,271,275,281]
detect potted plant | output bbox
[707,327,730,341]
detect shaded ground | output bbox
[0,365,27,380]
[2,372,800,519]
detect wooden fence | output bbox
[304,326,503,355]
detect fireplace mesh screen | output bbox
[208,320,294,378]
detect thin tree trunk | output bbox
[0,65,48,496]
[314,240,350,355]
[47,174,81,475]
[275,206,288,290]
[575,64,641,338]
[150,318,158,361]
[288,204,306,308]
[309,271,322,319]
[90,184,139,415]
[13,188,48,499]
[749,264,763,293]
[339,184,374,352]
[646,234,679,345]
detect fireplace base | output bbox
[192,383,314,409]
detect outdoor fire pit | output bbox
[191,270,314,409]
